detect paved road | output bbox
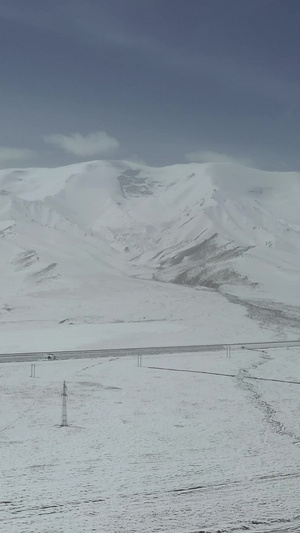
[0,339,300,363]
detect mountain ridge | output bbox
[0,159,299,338]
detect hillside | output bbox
[0,160,299,350]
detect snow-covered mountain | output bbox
[0,159,299,348]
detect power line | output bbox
[147,366,300,385]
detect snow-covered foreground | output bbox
[1,347,300,532]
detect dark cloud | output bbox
[1,0,300,169]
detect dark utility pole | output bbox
[61,381,68,427]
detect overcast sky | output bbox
[1,0,300,170]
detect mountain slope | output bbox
[0,159,299,344]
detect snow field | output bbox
[0,275,268,354]
[1,347,300,532]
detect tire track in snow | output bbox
[169,469,300,496]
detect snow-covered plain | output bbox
[1,347,300,532]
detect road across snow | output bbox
[1,346,300,532]
[1,339,300,363]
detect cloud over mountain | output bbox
[185,150,252,166]
[44,131,120,157]
[0,146,36,162]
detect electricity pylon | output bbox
[61,381,68,427]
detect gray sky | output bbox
[1,0,300,170]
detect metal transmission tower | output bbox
[61,381,68,427]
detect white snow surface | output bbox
[1,347,300,532]
[1,160,300,532]
[0,159,300,351]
